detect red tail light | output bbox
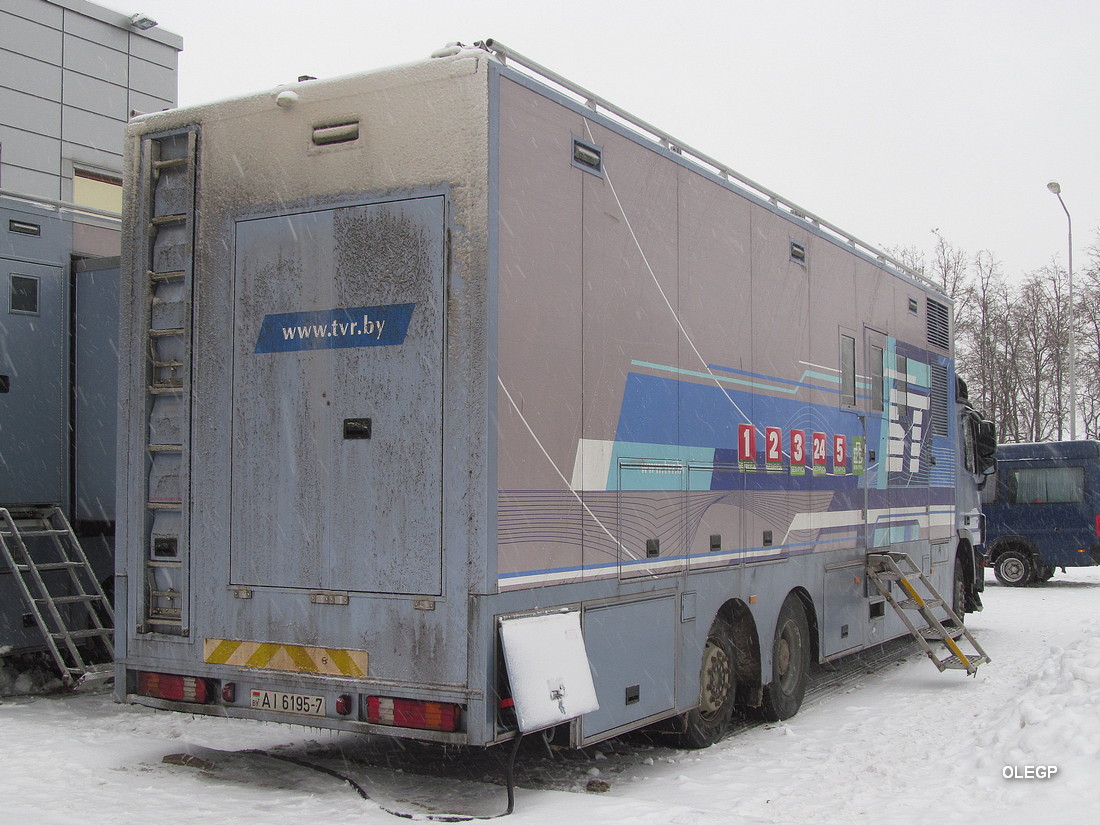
[136,671,212,704]
[366,696,460,732]
[1094,514,1100,538]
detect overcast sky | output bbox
[121,0,1099,282]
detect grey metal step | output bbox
[13,560,84,572]
[38,594,105,606]
[898,597,943,610]
[919,624,966,641]
[53,628,112,641]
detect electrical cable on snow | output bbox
[245,731,524,821]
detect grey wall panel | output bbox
[62,106,124,153]
[127,90,173,118]
[2,0,62,27]
[73,257,119,522]
[0,126,62,175]
[0,165,60,200]
[62,70,127,120]
[0,48,62,101]
[127,55,176,101]
[0,11,62,64]
[62,33,126,85]
[63,140,122,172]
[62,9,128,51]
[128,33,178,72]
[0,87,61,137]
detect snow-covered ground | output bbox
[3,568,1098,825]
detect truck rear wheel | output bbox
[994,549,1032,587]
[950,554,967,622]
[759,595,810,721]
[676,614,736,749]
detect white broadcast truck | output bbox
[115,41,994,750]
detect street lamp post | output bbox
[1047,181,1075,440]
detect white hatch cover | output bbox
[498,611,599,733]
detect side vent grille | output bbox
[312,121,360,146]
[930,363,949,436]
[572,137,603,176]
[927,298,950,350]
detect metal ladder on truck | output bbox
[0,506,114,687]
[866,551,990,676]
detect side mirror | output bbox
[977,419,997,475]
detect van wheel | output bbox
[760,595,810,721]
[994,549,1032,587]
[676,614,736,749]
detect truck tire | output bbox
[759,595,810,721]
[677,614,737,748]
[950,554,967,622]
[994,549,1033,587]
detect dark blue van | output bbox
[982,440,1100,585]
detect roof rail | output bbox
[474,39,941,294]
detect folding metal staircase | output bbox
[0,506,114,687]
[866,551,990,676]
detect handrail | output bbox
[474,39,941,294]
[0,188,121,223]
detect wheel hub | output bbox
[699,639,732,718]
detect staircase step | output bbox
[75,665,115,690]
[53,628,112,641]
[38,594,104,605]
[2,505,117,689]
[898,597,943,610]
[919,624,966,641]
[14,561,84,572]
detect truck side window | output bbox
[870,344,884,413]
[840,334,856,407]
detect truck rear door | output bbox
[229,195,445,596]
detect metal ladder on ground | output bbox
[0,506,114,687]
[866,551,990,676]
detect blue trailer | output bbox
[982,440,1100,585]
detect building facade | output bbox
[1,0,181,256]
[1,0,180,631]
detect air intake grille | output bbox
[930,363,949,436]
[927,299,950,350]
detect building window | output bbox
[73,169,123,215]
[9,274,39,314]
